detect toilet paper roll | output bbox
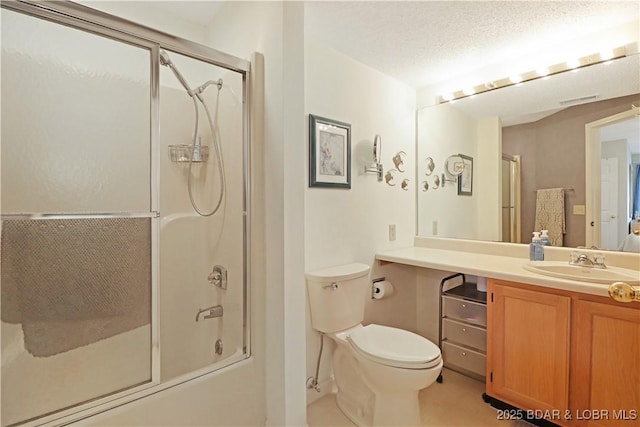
[373,280,395,300]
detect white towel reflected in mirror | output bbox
[618,232,640,253]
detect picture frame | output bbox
[457,154,473,196]
[309,114,351,189]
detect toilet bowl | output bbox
[306,263,442,426]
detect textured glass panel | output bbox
[1,218,151,426]
[1,9,151,214]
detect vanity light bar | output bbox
[437,46,627,104]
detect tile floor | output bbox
[307,368,535,427]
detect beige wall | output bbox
[503,93,640,247]
[303,36,417,404]
[416,104,479,239]
[202,2,306,425]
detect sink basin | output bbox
[524,261,640,285]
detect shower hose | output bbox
[187,88,226,217]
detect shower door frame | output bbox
[1,1,252,426]
[501,154,522,243]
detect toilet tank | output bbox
[306,263,370,333]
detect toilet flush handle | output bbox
[323,282,339,291]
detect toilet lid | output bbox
[347,324,442,369]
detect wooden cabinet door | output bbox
[571,300,640,427]
[487,281,571,414]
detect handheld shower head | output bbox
[159,50,172,67]
[159,49,194,97]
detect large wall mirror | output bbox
[417,50,640,252]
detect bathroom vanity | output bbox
[376,238,640,427]
[487,278,639,427]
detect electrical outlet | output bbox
[432,221,438,235]
[388,224,396,241]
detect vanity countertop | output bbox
[375,243,640,300]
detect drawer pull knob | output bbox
[462,328,467,332]
[462,303,467,308]
[461,352,467,356]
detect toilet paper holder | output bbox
[372,277,395,299]
[371,277,386,299]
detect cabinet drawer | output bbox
[443,296,487,326]
[442,341,486,377]
[443,318,486,351]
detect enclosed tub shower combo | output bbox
[0,2,253,426]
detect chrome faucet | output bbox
[570,252,606,269]
[196,305,223,322]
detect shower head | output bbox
[159,50,172,67]
[194,79,223,96]
[159,49,194,97]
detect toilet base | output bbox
[331,337,442,426]
[336,386,423,426]
[335,391,372,427]
[333,345,374,426]
[371,390,421,426]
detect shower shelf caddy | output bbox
[169,144,209,163]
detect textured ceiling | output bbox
[304,1,640,89]
[149,1,639,147]
[148,1,639,91]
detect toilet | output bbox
[306,263,442,427]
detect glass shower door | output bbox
[1,9,156,426]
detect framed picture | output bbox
[457,154,473,196]
[309,114,351,189]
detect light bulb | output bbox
[566,59,580,69]
[536,67,549,77]
[600,49,614,61]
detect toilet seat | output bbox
[347,324,441,369]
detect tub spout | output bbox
[196,305,223,322]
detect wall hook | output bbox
[385,169,397,186]
[392,151,407,172]
[425,157,435,176]
[432,175,440,189]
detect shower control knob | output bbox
[214,339,224,356]
[208,265,228,290]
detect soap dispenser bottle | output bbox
[530,232,542,261]
[540,230,551,247]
